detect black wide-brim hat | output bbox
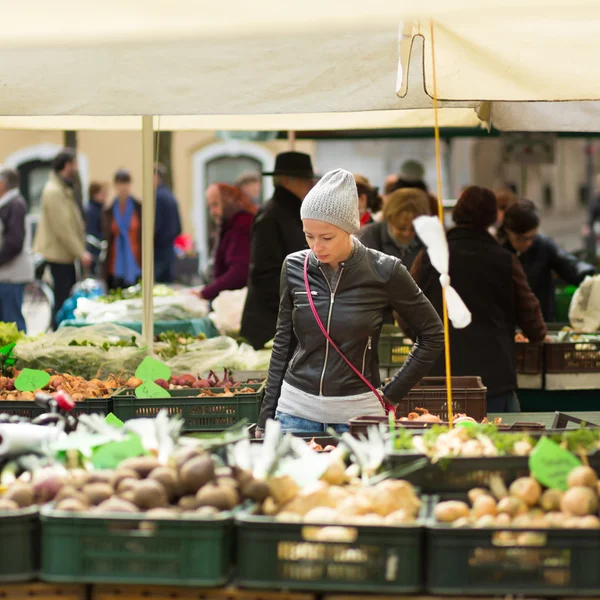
[262,151,316,179]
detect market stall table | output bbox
[488,411,600,428]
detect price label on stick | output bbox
[135,356,171,383]
[15,368,50,392]
[529,436,582,491]
[135,381,171,399]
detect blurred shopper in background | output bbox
[102,169,142,290]
[153,163,181,284]
[241,152,315,349]
[354,174,381,227]
[500,199,597,321]
[197,183,256,301]
[411,186,547,413]
[34,148,90,328]
[0,169,34,331]
[85,181,107,274]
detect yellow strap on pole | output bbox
[430,22,454,426]
[141,115,155,351]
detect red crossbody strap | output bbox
[303,252,395,416]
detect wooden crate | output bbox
[92,586,315,600]
[0,583,86,600]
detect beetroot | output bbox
[177,374,196,387]
[154,379,169,390]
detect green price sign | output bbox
[15,368,50,392]
[135,381,171,399]
[529,436,582,491]
[135,356,171,383]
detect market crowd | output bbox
[0,147,597,419]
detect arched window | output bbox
[192,142,274,272]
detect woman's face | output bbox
[303,219,353,267]
[388,211,416,245]
[506,227,538,254]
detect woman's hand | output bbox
[188,286,205,300]
[254,427,264,439]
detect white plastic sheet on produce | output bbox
[74,293,209,323]
[165,336,272,375]
[14,324,146,380]
[209,288,248,336]
[569,275,600,333]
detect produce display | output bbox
[399,407,501,424]
[434,466,600,532]
[0,372,124,402]
[154,331,207,360]
[391,423,600,461]
[0,451,267,517]
[125,368,263,393]
[14,324,147,381]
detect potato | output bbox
[561,486,599,517]
[468,488,490,505]
[540,489,563,512]
[509,477,542,507]
[434,501,470,523]
[472,495,497,519]
[567,466,598,489]
[497,497,528,518]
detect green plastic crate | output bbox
[40,507,233,586]
[378,325,413,368]
[426,495,600,596]
[112,383,264,431]
[236,513,424,593]
[0,508,39,582]
[555,284,577,323]
[0,398,112,420]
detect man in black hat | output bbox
[241,151,316,349]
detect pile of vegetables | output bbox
[154,332,208,360]
[435,466,600,532]
[126,368,262,394]
[391,424,600,462]
[398,407,501,425]
[0,449,269,517]
[0,322,27,348]
[0,372,125,402]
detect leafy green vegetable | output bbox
[0,322,25,347]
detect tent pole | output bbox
[141,115,155,351]
[288,130,296,150]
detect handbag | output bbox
[303,252,395,415]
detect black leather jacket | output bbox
[258,241,444,427]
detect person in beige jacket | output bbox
[33,148,91,328]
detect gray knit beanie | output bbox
[300,168,360,234]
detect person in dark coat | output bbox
[359,187,430,269]
[410,186,547,413]
[198,183,256,301]
[153,164,181,284]
[85,182,107,274]
[500,200,597,322]
[240,152,316,350]
[101,169,142,290]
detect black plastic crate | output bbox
[0,398,111,420]
[426,495,600,596]
[236,513,424,593]
[515,341,543,374]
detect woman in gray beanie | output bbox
[256,168,444,435]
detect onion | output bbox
[33,467,67,503]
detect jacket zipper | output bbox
[362,336,372,375]
[318,266,344,395]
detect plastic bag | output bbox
[75,293,209,323]
[14,323,147,380]
[208,288,248,335]
[227,343,272,371]
[569,275,600,332]
[165,336,239,375]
